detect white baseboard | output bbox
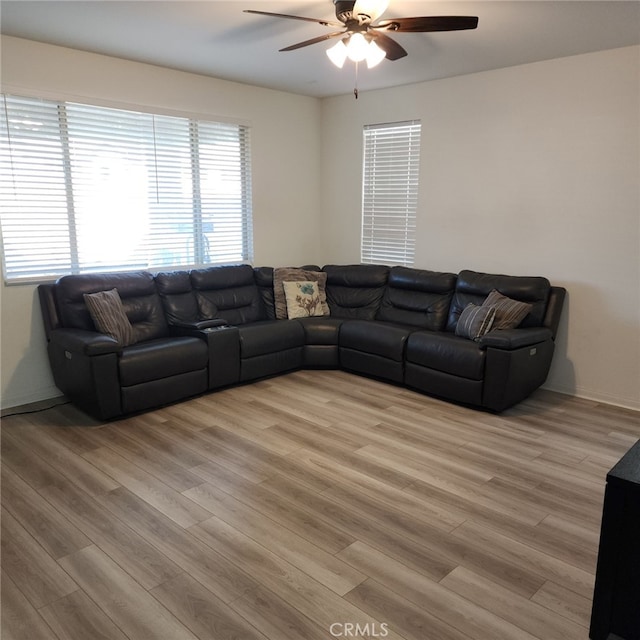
[543,382,640,412]
[0,386,64,413]
[3,381,637,415]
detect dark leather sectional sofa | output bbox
[38,264,566,421]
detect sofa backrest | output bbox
[253,266,277,320]
[38,284,60,339]
[323,264,389,320]
[55,271,169,341]
[155,270,199,325]
[190,264,266,325]
[45,264,562,340]
[446,269,551,332]
[543,287,567,339]
[376,266,457,330]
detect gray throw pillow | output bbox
[482,289,532,330]
[455,303,497,340]
[84,288,135,346]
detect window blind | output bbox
[361,120,421,266]
[0,94,253,283]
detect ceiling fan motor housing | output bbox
[333,0,358,23]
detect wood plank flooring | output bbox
[2,370,639,640]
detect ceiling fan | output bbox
[244,0,478,69]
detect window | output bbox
[0,94,253,283]
[361,120,421,266]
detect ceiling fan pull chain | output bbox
[354,60,359,99]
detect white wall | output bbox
[0,36,323,409]
[321,46,640,410]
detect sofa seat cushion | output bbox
[340,320,412,362]
[118,337,208,387]
[406,331,486,381]
[238,320,305,359]
[296,317,345,345]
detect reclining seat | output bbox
[39,271,208,420]
[338,266,456,383]
[322,264,393,378]
[254,265,341,368]
[190,265,304,382]
[155,270,240,390]
[405,269,564,411]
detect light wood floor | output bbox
[2,370,639,640]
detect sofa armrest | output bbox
[49,328,121,356]
[168,322,240,389]
[169,318,228,331]
[479,327,553,350]
[46,329,122,419]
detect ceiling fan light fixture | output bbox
[326,39,348,67]
[365,40,386,68]
[326,33,386,69]
[345,32,369,62]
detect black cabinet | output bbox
[590,439,640,640]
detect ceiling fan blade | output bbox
[244,10,342,28]
[369,31,407,61]
[374,15,479,33]
[279,31,346,52]
[353,0,389,22]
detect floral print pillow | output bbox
[273,268,329,319]
[282,280,324,319]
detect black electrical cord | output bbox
[1,398,71,419]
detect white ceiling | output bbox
[1,1,639,98]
